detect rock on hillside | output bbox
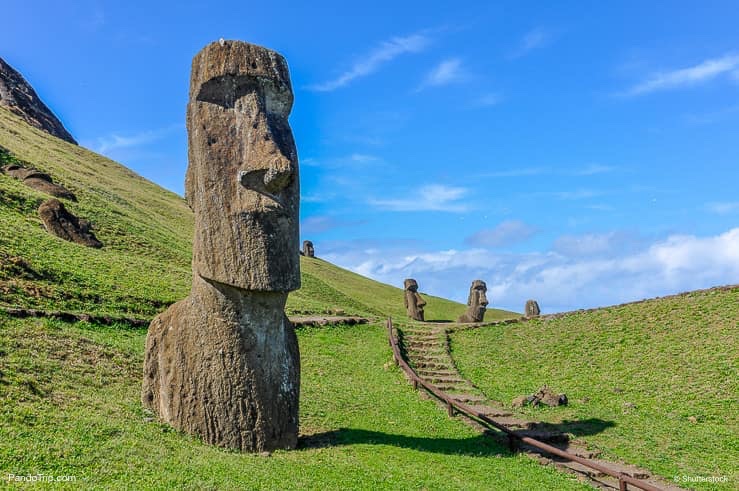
[0,57,77,144]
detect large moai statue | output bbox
[142,40,301,452]
[302,240,314,258]
[456,280,488,323]
[403,278,427,321]
[525,299,540,317]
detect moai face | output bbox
[467,280,488,321]
[185,41,300,292]
[303,240,314,258]
[403,278,427,321]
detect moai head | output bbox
[403,278,427,321]
[302,240,314,258]
[525,299,540,317]
[185,40,300,291]
[466,280,488,322]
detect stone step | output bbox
[449,393,487,403]
[416,369,458,376]
[405,342,444,349]
[420,375,467,384]
[433,383,475,392]
[490,417,535,430]
[413,361,453,370]
[405,345,447,353]
[515,430,569,444]
[464,405,513,417]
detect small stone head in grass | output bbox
[404,278,427,321]
[457,280,488,323]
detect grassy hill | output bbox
[2,108,575,489]
[0,106,505,322]
[451,286,738,490]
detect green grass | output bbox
[0,315,589,490]
[450,287,739,490]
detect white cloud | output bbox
[420,58,466,88]
[322,228,739,313]
[369,184,470,212]
[510,28,552,58]
[572,164,617,176]
[706,201,739,214]
[623,53,739,96]
[301,216,364,234]
[308,33,430,92]
[85,124,182,155]
[466,220,537,247]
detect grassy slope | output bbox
[0,107,482,321]
[0,315,588,490]
[451,287,739,490]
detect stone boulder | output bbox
[2,163,77,201]
[38,199,101,248]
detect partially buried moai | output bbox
[525,299,540,317]
[403,278,427,321]
[457,280,488,323]
[142,40,301,452]
[302,240,314,258]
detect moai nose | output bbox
[263,156,293,193]
[480,293,489,306]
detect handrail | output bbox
[386,318,663,491]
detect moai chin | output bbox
[142,40,301,452]
[457,280,488,323]
[302,240,314,258]
[403,278,427,321]
[525,299,540,318]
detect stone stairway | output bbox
[397,323,684,491]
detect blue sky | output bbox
[3,1,738,312]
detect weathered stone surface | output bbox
[456,280,488,323]
[525,299,540,317]
[513,386,568,408]
[403,278,427,321]
[0,57,77,144]
[302,240,314,258]
[38,199,101,248]
[143,40,301,452]
[2,162,77,201]
[185,40,299,292]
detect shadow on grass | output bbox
[299,418,616,456]
[299,428,508,456]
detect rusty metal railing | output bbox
[386,318,663,491]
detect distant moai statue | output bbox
[142,40,301,452]
[457,280,488,323]
[403,278,427,321]
[525,299,540,317]
[303,240,315,258]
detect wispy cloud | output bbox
[705,201,739,214]
[419,58,466,89]
[302,153,383,169]
[475,92,503,107]
[481,167,548,178]
[369,184,470,212]
[622,53,739,96]
[571,164,617,176]
[308,33,430,92]
[466,220,537,247]
[551,189,603,200]
[85,124,182,155]
[509,27,553,59]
